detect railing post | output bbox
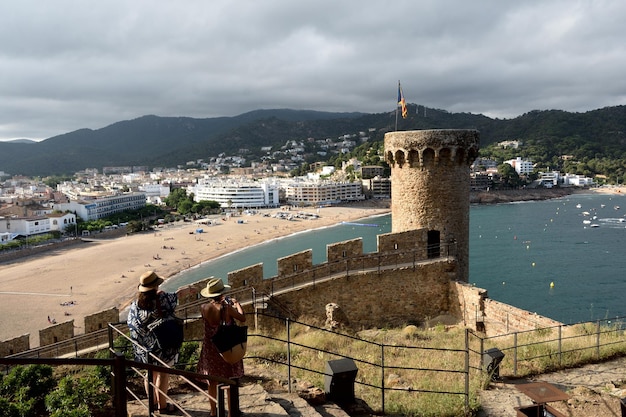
[513,332,518,376]
[147,365,155,414]
[558,325,562,366]
[230,382,240,417]
[596,320,601,359]
[464,328,470,414]
[217,384,227,417]
[287,317,292,393]
[112,351,128,417]
[380,343,385,414]
[107,324,114,355]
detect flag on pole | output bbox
[397,82,408,118]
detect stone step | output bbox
[126,383,349,417]
[269,392,348,417]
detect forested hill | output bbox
[1,105,625,177]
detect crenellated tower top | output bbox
[384,129,479,282]
[385,129,479,169]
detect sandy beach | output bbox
[0,202,390,346]
[2,185,624,348]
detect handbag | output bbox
[148,298,184,351]
[149,315,184,351]
[211,305,248,364]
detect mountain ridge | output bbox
[1,105,625,176]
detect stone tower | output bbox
[384,129,479,281]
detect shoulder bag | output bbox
[211,304,248,364]
[148,298,184,351]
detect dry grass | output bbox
[243,318,626,417]
[247,322,482,417]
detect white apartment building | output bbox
[190,180,279,208]
[563,174,594,187]
[54,192,146,221]
[505,157,534,175]
[285,180,364,206]
[0,216,50,237]
[139,183,171,205]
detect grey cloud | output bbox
[1,0,625,140]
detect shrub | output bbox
[0,364,56,415]
[45,374,109,417]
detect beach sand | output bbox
[0,202,390,346]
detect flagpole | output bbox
[395,105,399,131]
[395,80,400,131]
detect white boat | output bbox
[576,203,582,209]
[582,220,591,225]
[590,224,600,228]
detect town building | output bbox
[285,180,364,206]
[47,211,78,234]
[505,157,534,175]
[190,179,279,208]
[0,216,50,238]
[54,192,146,221]
[361,176,391,199]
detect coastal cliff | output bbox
[470,188,577,204]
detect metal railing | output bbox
[107,323,238,417]
[0,352,234,417]
[242,312,473,415]
[5,313,626,416]
[472,316,626,378]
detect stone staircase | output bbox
[127,383,358,417]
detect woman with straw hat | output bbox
[127,271,179,414]
[197,277,246,417]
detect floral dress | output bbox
[197,309,244,379]
[127,291,178,364]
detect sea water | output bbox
[162,193,626,324]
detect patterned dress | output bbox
[197,310,244,379]
[127,291,179,364]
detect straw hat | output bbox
[200,277,231,298]
[138,271,164,292]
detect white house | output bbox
[505,157,534,175]
[47,212,77,234]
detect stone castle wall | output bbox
[385,129,480,282]
[2,231,563,356]
[452,281,561,337]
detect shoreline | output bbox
[0,202,390,345]
[2,187,624,346]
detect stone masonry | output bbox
[384,129,480,281]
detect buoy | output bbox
[550,282,555,288]
[532,262,536,267]
[526,245,530,250]
[502,281,505,285]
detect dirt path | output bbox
[478,356,626,416]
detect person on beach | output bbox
[127,271,179,414]
[197,277,246,417]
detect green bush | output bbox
[177,341,201,371]
[0,364,55,416]
[45,374,109,417]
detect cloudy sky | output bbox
[1,1,625,141]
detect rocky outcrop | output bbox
[470,188,576,204]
